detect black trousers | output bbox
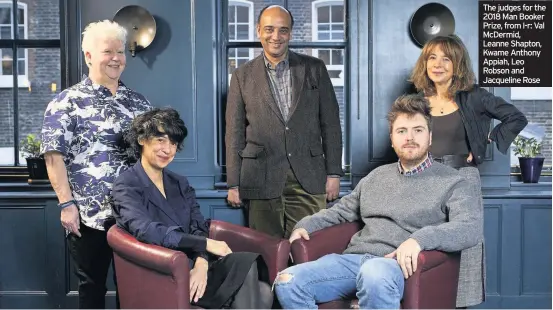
[67,223,118,309]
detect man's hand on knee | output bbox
[384,238,421,279]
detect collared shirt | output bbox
[264,54,292,121]
[41,77,152,230]
[398,153,434,176]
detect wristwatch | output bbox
[58,199,77,209]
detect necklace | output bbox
[440,106,444,114]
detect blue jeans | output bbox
[274,253,405,309]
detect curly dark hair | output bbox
[125,107,188,160]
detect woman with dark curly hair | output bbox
[410,35,527,308]
[112,107,273,309]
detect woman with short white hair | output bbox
[40,19,152,309]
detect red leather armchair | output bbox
[291,222,461,309]
[107,220,290,309]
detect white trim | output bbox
[511,87,552,100]
[0,1,28,88]
[312,0,344,86]
[228,0,254,63]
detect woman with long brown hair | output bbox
[410,35,527,308]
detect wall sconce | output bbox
[113,5,157,57]
[409,3,455,47]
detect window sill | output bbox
[510,181,552,191]
[0,76,30,88]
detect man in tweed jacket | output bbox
[225,5,343,238]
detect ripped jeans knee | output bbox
[273,270,314,308]
[272,270,295,291]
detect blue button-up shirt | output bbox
[41,77,152,230]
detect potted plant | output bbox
[513,136,544,183]
[19,134,49,182]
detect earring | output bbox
[87,62,91,65]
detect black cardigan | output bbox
[454,85,528,165]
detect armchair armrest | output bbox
[291,221,362,263]
[403,250,461,309]
[108,225,189,275]
[210,220,290,282]
[418,250,458,272]
[107,225,191,309]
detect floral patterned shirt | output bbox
[40,77,152,230]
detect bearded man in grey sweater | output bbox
[274,94,483,309]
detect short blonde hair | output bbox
[81,20,127,53]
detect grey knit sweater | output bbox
[295,161,483,256]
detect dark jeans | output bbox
[247,168,326,239]
[67,222,118,309]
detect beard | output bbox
[396,143,429,168]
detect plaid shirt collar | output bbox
[398,153,434,176]
[263,53,289,71]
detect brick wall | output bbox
[0,0,60,149]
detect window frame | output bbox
[312,0,345,86]
[0,1,28,88]
[0,0,62,169]
[227,0,254,82]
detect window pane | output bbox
[228,6,235,23]
[2,60,12,75]
[510,100,552,175]
[0,7,10,24]
[0,87,14,165]
[318,6,329,23]
[3,48,12,59]
[332,49,343,65]
[331,5,344,23]
[17,59,24,75]
[1,26,11,39]
[17,7,23,24]
[229,25,236,40]
[237,58,248,66]
[331,31,344,40]
[18,25,23,39]
[237,24,249,40]
[20,0,60,39]
[18,48,61,165]
[318,32,330,40]
[227,47,255,77]
[237,48,249,57]
[318,24,330,32]
[319,49,330,65]
[236,6,249,23]
[228,59,236,72]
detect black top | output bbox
[420,85,528,165]
[431,110,470,158]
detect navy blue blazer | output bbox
[112,161,210,260]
